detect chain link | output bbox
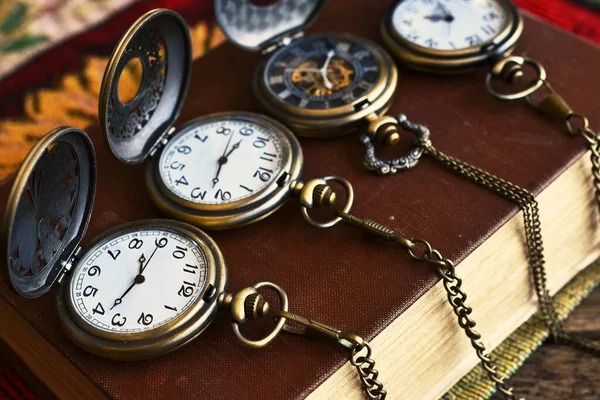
[336,211,520,399]
[350,342,387,399]
[407,238,521,400]
[275,309,386,399]
[421,139,600,355]
[568,116,600,215]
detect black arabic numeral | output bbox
[253,136,269,148]
[88,265,101,276]
[107,249,121,260]
[239,127,254,136]
[83,285,98,297]
[216,126,231,135]
[111,314,127,326]
[466,34,483,46]
[214,189,231,201]
[92,302,105,315]
[483,11,498,21]
[178,284,194,297]
[184,263,198,274]
[191,187,207,199]
[178,145,191,155]
[175,176,189,186]
[137,312,154,326]
[172,245,188,259]
[253,169,272,182]
[155,237,168,248]
[129,238,143,249]
[170,161,185,171]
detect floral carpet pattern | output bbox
[0,0,598,399]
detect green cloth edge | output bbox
[444,260,600,399]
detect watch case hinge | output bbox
[262,31,304,55]
[149,126,176,158]
[57,246,81,284]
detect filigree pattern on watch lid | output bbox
[99,9,192,164]
[214,0,324,51]
[107,27,167,139]
[3,127,96,298]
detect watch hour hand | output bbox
[138,254,146,275]
[111,253,148,310]
[225,140,242,158]
[424,14,444,22]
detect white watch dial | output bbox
[392,0,507,51]
[159,118,285,205]
[70,227,208,333]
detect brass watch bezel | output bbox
[146,112,304,230]
[57,219,227,361]
[253,33,398,138]
[381,0,523,73]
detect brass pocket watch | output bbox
[100,9,357,231]
[380,0,522,73]
[2,126,388,378]
[214,0,406,147]
[99,10,307,230]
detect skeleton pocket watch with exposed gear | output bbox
[1,126,385,398]
[213,0,407,149]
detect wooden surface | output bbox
[0,297,108,400]
[493,289,600,400]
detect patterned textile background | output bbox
[0,0,598,399]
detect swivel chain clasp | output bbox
[276,310,366,350]
[276,310,387,400]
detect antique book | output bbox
[1,1,600,399]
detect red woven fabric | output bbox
[514,0,600,44]
[0,0,598,399]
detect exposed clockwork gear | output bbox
[290,57,355,96]
[263,34,383,110]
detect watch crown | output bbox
[367,115,400,146]
[245,293,270,320]
[498,60,524,83]
[313,184,337,208]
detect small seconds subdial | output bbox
[392,0,507,51]
[70,227,207,334]
[159,118,285,205]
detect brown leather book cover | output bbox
[1,0,599,398]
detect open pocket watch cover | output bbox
[1,0,600,400]
[1,126,281,360]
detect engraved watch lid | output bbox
[214,0,325,51]
[1,127,97,298]
[99,9,192,164]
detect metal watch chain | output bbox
[353,107,600,397]
[223,283,386,399]
[486,55,600,225]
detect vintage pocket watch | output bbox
[99,9,307,230]
[380,0,522,73]
[1,127,386,386]
[214,0,403,145]
[99,9,355,231]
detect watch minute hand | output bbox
[320,50,335,89]
[110,281,136,310]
